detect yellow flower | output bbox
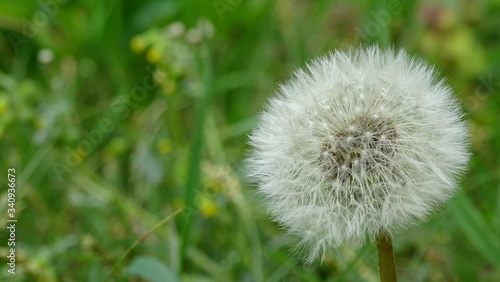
[200,200,218,218]
[72,149,86,164]
[157,139,172,154]
[130,35,147,53]
[161,79,177,96]
[0,96,7,116]
[146,47,162,64]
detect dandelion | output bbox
[247,46,469,279]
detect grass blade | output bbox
[449,192,500,270]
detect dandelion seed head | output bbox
[247,46,470,262]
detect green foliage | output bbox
[126,256,180,282]
[0,0,499,281]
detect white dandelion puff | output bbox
[247,46,470,262]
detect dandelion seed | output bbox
[247,46,470,264]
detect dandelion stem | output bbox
[376,229,398,282]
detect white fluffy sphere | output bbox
[247,46,470,262]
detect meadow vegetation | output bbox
[0,0,499,281]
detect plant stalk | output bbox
[376,229,398,282]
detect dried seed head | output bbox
[247,46,470,262]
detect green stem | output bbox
[376,229,398,282]
[108,208,183,278]
[180,42,213,270]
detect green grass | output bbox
[0,0,499,281]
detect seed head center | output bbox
[319,115,397,180]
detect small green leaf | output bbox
[126,256,179,282]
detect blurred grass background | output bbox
[0,0,499,281]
